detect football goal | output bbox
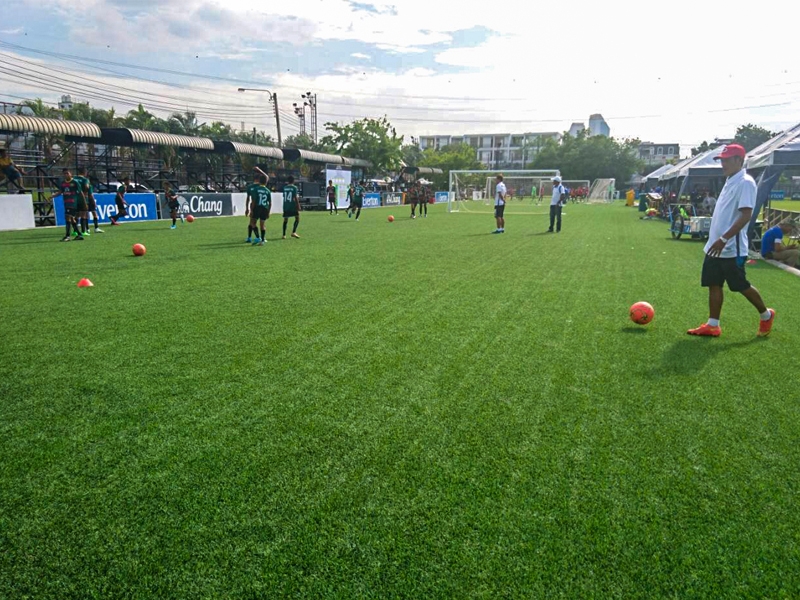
[538,180,591,203]
[449,170,560,213]
[587,179,616,203]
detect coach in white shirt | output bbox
[548,176,566,233]
[687,144,775,338]
[493,174,507,234]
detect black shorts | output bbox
[87,196,97,211]
[64,205,77,218]
[328,196,337,204]
[76,198,87,212]
[252,206,269,220]
[168,201,180,213]
[116,203,127,218]
[494,204,505,218]
[284,209,299,219]
[701,255,751,292]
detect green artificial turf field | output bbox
[2,203,800,598]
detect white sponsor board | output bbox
[0,194,36,231]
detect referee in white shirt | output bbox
[687,144,775,338]
[493,174,507,234]
[548,176,567,233]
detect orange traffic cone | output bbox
[77,278,94,287]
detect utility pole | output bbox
[237,88,282,147]
[272,93,282,147]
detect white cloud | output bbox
[374,44,427,54]
[11,0,800,151]
[1,27,24,34]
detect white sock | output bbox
[707,318,720,327]
[760,310,772,321]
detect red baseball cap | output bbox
[714,144,746,160]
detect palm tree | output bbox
[125,104,157,130]
[168,111,203,137]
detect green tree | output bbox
[282,132,335,152]
[168,111,202,137]
[21,98,57,118]
[417,143,483,189]
[530,132,643,185]
[320,117,403,175]
[734,123,775,152]
[124,104,159,130]
[401,143,424,167]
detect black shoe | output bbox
[74,235,85,241]
[547,229,553,233]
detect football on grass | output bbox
[388,215,394,222]
[186,215,195,223]
[132,243,146,257]
[630,301,654,325]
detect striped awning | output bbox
[0,114,101,139]
[402,166,444,175]
[100,128,214,150]
[213,140,283,160]
[342,156,373,168]
[282,148,344,165]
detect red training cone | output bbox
[77,278,94,288]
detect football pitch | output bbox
[2,203,800,598]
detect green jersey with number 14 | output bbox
[283,184,299,212]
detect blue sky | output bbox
[3,0,800,154]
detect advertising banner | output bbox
[326,164,352,209]
[384,192,402,206]
[0,194,36,231]
[435,192,450,204]
[55,193,157,226]
[236,192,284,216]
[363,193,381,208]
[159,193,233,219]
[769,190,786,200]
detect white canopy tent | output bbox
[644,163,673,188]
[747,122,800,170]
[745,122,800,238]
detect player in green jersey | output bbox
[246,174,272,245]
[47,168,84,241]
[282,175,301,239]
[77,167,102,233]
[72,169,91,236]
[348,180,365,221]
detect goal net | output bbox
[587,179,616,203]
[449,170,560,213]
[538,180,591,203]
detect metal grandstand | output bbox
[0,114,372,226]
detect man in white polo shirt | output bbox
[493,174,506,234]
[548,176,566,233]
[688,144,775,337]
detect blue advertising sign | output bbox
[54,193,158,226]
[363,193,382,208]
[435,191,450,204]
[769,190,786,200]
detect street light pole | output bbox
[237,87,282,147]
[302,91,318,144]
[292,103,306,136]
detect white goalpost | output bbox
[538,180,591,203]
[449,170,560,213]
[587,179,616,203]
